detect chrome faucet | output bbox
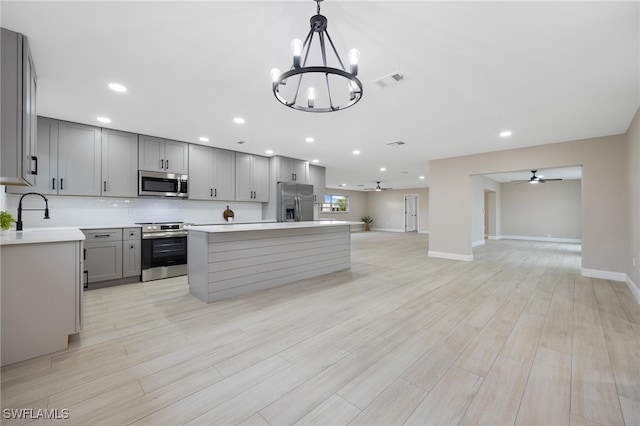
[16,192,50,231]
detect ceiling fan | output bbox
[512,170,563,184]
[364,181,392,191]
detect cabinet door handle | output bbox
[83,248,87,260]
[210,188,213,197]
[52,178,56,190]
[60,178,64,190]
[166,160,169,170]
[160,159,164,169]
[93,234,111,238]
[103,181,107,192]
[130,244,135,249]
[291,173,294,180]
[214,188,217,197]
[32,156,38,175]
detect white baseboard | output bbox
[371,228,404,233]
[581,268,626,282]
[501,235,581,244]
[428,251,473,262]
[418,230,429,234]
[626,275,640,304]
[472,240,486,247]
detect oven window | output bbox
[142,176,179,193]
[142,236,187,269]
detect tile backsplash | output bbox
[1,188,263,227]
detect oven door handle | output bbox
[142,231,188,239]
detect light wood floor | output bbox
[2,232,639,425]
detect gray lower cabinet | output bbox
[83,229,123,283]
[122,227,141,278]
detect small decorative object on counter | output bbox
[361,216,373,231]
[223,206,235,222]
[0,211,16,231]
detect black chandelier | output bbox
[270,0,363,112]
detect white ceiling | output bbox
[2,1,638,190]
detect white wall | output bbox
[364,187,429,233]
[627,107,640,299]
[1,193,263,228]
[501,179,582,242]
[319,189,367,229]
[429,133,628,276]
[319,187,429,233]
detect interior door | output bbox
[405,194,418,232]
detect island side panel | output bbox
[1,241,79,366]
[206,224,351,302]
[187,230,209,302]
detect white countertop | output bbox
[0,228,85,246]
[187,220,354,233]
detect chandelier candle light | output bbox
[270,0,363,112]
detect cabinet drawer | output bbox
[123,227,141,241]
[82,229,122,242]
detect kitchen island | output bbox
[187,221,351,303]
[0,228,84,366]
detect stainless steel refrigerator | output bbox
[277,182,314,222]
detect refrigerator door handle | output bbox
[295,195,300,222]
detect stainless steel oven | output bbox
[139,171,188,198]
[138,222,188,282]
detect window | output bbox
[322,194,349,212]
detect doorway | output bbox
[484,190,496,240]
[404,194,418,232]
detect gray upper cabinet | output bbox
[236,153,269,202]
[213,148,236,201]
[188,144,214,200]
[101,129,138,197]
[6,117,57,195]
[57,121,102,196]
[1,28,37,186]
[6,118,101,196]
[275,156,308,183]
[138,135,188,174]
[309,164,326,203]
[189,145,236,201]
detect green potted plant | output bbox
[361,216,373,231]
[1,211,16,231]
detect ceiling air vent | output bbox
[387,141,406,146]
[374,72,405,89]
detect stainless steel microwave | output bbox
[139,171,188,197]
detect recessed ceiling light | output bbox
[312,159,320,163]
[237,141,246,144]
[233,117,245,124]
[265,149,274,155]
[96,116,111,123]
[352,150,360,155]
[340,183,347,187]
[419,176,425,180]
[380,167,386,172]
[108,83,127,93]
[199,137,209,142]
[305,137,315,143]
[499,130,512,137]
